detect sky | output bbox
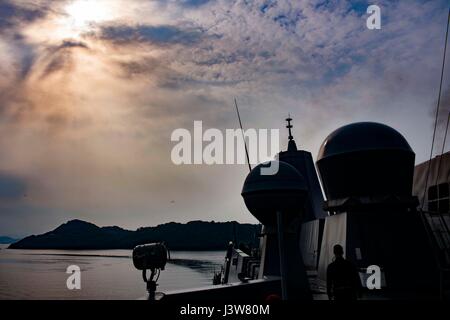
[0,0,449,237]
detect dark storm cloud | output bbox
[96,24,206,46]
[0,173,26,200]
[0,0,48,30]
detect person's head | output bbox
[333,244,344,258]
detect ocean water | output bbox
[0,244,224,300]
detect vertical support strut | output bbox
[276,211,288,300]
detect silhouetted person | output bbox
[327,244,361,301]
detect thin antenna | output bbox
[434,112,450,189]
[234,98,252,172]
[421,8,450,210]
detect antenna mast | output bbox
[234,98,252,172]
[421,8,450,209]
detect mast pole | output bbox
[234,98,252,172]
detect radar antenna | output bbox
[286,114,298,151]
[286,114,294,141]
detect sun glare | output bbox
[65,0,112,29]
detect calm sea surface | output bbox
[0,244,224,300]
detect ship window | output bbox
[428,185,438,201]
[439,183,449,198]
[428,183,450,214]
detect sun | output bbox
[65,0,112,29]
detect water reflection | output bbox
[170,258,221,273]
[0,245,224,300]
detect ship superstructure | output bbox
[136,118,449,301]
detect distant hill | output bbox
[0,236,18,244]
[8,219,261,250]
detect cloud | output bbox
[0,173,26,200]
[0,0,48,30]
[40,40,90,77]
[181,0,214,7]
[95,24,206,46]
[0,36,91,131]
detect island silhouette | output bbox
[8,219,260,250]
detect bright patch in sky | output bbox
[64,0,114,31]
